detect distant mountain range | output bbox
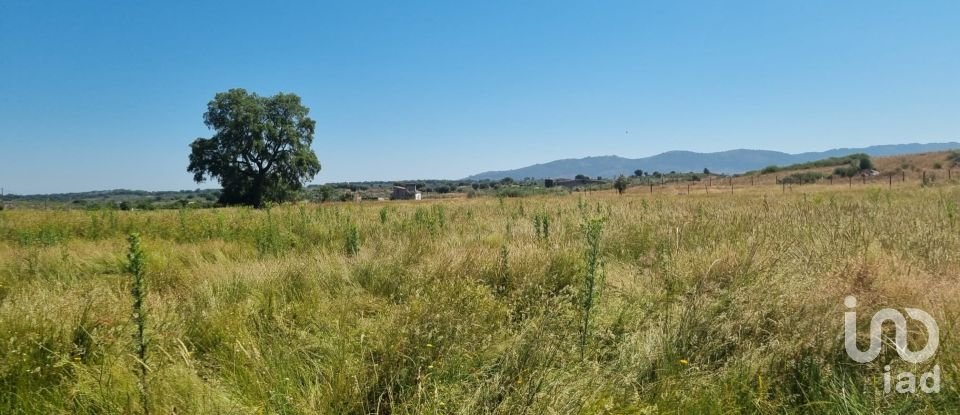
[465,142,960,180]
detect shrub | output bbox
[833,166,859,178]
[781,172,825,184]
[318,185,334,202]
[613,175,628,195]
[749,153,872,175]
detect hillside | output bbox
[750,150,960,178]
[466,142,960,180]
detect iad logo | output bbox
[843,296,941,394]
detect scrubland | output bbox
[1,183,958,413]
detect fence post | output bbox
[849,176,852,187]
[889,174,892,189]
[650,183,653,193]
[902,171,906,182]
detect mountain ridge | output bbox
[465,142,960,180]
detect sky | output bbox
[1,1,959,194]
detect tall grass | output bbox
[0,186,959,413]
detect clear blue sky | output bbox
[1,1,958,194]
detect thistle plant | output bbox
[580,217,605,359]
[495,245,509,295]
[345,223,361,256]
[126,233,149,413]
[433,205,446,229]
[533,212,550,242]
[533,214,542,239]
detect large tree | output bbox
[188,89,321,207]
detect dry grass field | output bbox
[2,178,959,413]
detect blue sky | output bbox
[1,1,958,194]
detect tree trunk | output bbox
[251,173,267,208]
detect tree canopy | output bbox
[188,89,321,207]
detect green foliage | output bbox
[613,174,628,195]
[433,205,446,229]
[833,165,861,178]
[495,186,566,198]
[188,89,321,207]
[317,185,334,202]
[780,171,825,184]
[413,206,445,234]
[579,217,605,359]
[494,245,510,295]
[533,211,550,241]
[344,222,360,256]
[948,151,960,165]
[754,153,872,175]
